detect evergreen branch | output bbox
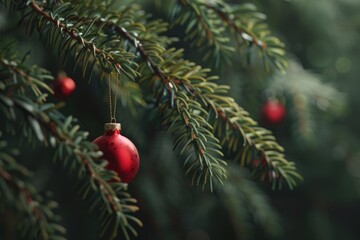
[0,137,67,240]
[2,1,145,112]
[0,39,142,239]
[170,0,287,71]
[171,0,234,65]
[44,3,228,190]
[87,12,228,190]
[175,0,217,44]
[52,2,301,189]
[208,94,303,190]
[0,43,142,237]
[57,3,229,190]
[3,1,300,189]
[27,2,88,51]
[163,90,227,191]
[0,92,142,239]
[202,2,267,49]
[203,1,287,72]
[93,16,301,189]
[0,54,54,101]
[10,1,139,81]
[176,65,302,189]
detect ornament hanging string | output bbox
[108,73,119,123]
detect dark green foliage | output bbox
[219,165,282,239]
[170,0,287,71]
[0,45,141,239]
[164,91,228,191]
[0,135,67,240]
[0,0,306,239]
[267,60,345,142]
[5,0,300,190]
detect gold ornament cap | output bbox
[104,123,121,131]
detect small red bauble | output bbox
[262,100,286,124]
[251,157,267,168]
[54,76,76,98]
[93,123,140,183]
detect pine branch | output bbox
[0,49,54,101]
[171,0,234,66]
[164,91,227,190]
[0,93,142,239]
[204,1,287,71]
[84,12,301,189]
[0,50,141,239]
[208,93,303,190]
[58,2,302,189]
[3,1,228,190]
[49,2,229,190]
[90,5,228,191]
[4,0,145,111]
[2,1,301,189]
[0,137,67,240]
[15,1,139,81]
[170,0,287,71]
[203,2,268,48]
[97,12,228,191]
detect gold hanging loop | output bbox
[108,73,119,123]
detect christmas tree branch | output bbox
[164,91,228,190]
[204,1,287,71]
[6,0,144,111]
[20,1,138,81]
[0,44,141,238]
[54,5,228,190]
[202,2,267,49]
[0,92,142,239]
[80,10,301,188]
[107,16,228,190]
[4,0,228,190]
[3,1,301,189]
[207,93,303,189]
[0,137,67,240]
[0,54,54,100]
[171,0,233,65]
[170,0,287,71]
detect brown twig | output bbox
[0,58,33,82]
[203,2,267,49]
[28,2,122,72]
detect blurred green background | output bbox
[1,0,360,239]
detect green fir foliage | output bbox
[0,0,305,239]
[170,0,287,71]
[0,41,141,239]
[0,134,67,240]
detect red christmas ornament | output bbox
[251,157,267,168]
[93,123,140,183]
[262,100,286,124]
[54,76,76,98]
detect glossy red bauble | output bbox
[93,123,140,183]
[54,76,76,98]
[262,100,286,124]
